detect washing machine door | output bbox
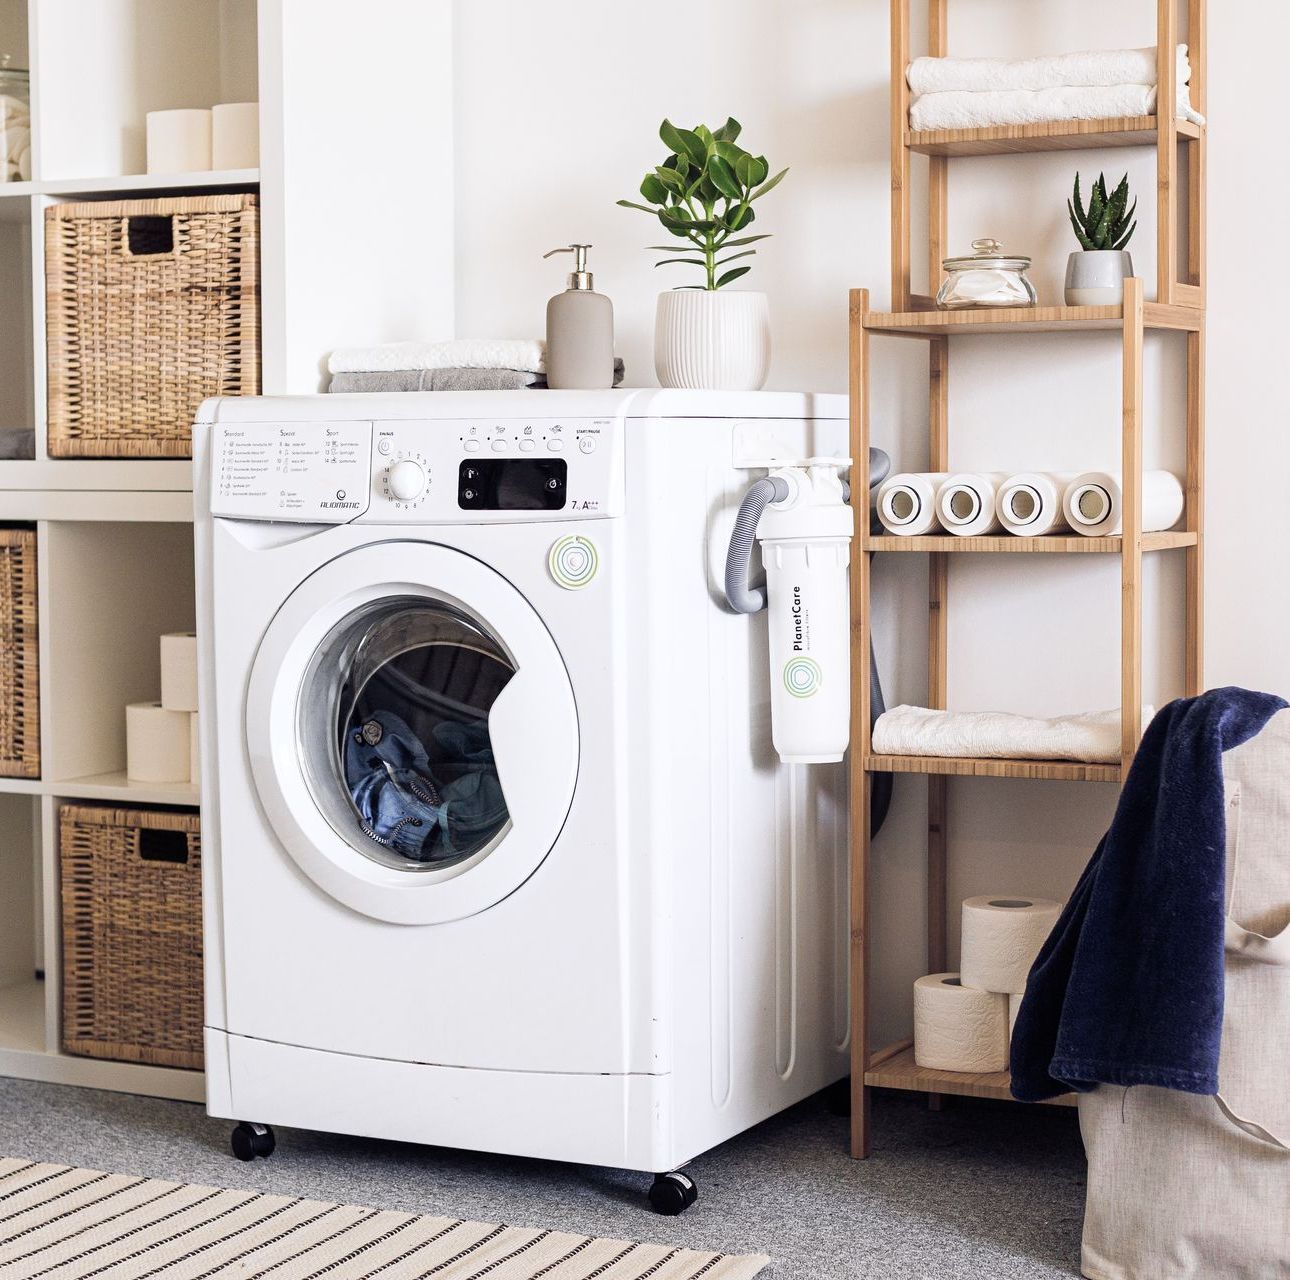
[246,541,578,924]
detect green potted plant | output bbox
[1064,171,1137,306]
[619,118,786,389]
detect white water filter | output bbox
[755,462,854,763]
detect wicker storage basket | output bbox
[0,528,39,778]
[45,193,260,459]
[60,805,203,1069]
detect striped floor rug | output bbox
[0,1158,768,1279]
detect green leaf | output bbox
[734,152,756,188]
[713,140,746,169]
[713,249,757,268]
[639,174,668,204]
[659,118,688,156]
[1113,198,1137,240]
[750,167,788,201]
[655,257,708,268]
[646,243,703,251]
[724,202,755,231]
[674,127,709,167]
[708,155,742,200]
[713,116,742,143]
[657,211,694,238]
[1071,173,1087,229]
[660,206,715,232]
[654,165,686,192]
[618,199,660,214]
[694,123,713,150]
[1067,200,1095,249]
[716,265,752,288]
[749,155,770,186]
[1111,220,1137,251]
[721,234,772,247]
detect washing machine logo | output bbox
[548,535,599,590]
[320,486,361,509]
[783,656,822,698]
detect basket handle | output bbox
[125,216,177,258]
[138,826,189,864]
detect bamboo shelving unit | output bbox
[847,0,1206,1158]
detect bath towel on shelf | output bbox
[328,338,547,376]
[871,704,1152,765]
[907,43,1193,95]
[1010,687,1287,1102]
[909,82,1204,133]
[329,360,625,394]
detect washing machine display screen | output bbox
[298,597,515,872]
[458,460,567,510]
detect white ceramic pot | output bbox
[1064,250,1134,306]
[654,289,771,391]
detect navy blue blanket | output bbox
[1011,687,1286,1101]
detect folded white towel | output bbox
[872,704,1153,764]
[907,44,1191,96]
[328,338,547,376]
[909,82,1204,132]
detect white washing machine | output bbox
[195,389,852,1213]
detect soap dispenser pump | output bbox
[543,244,614,390]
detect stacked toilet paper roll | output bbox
[913,894,1063,1072]
[125,632,201,783]
[146,109,212,174]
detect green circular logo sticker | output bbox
[548,535,599,590]
[783,656,822,698]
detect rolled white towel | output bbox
[872,704,1153,764]
[328,338,547,376]
[908,44,1191,96]
[996,472,1078,537]
[875,472,948,536]
[1062,470,1185,537]
[910,82,1204,132]
[935,472,1008,537]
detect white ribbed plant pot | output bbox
[1064,250,1134,306]
[654,290,771,391]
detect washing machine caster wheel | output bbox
[230,1122,275,1162]
[648,1171,698,1216]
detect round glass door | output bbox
[299,597,514,872]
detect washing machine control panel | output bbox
[209,417,622,523]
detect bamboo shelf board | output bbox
[906,116,1203,157]
[865,302,1203,336]
[864,532,1197,554]
[865,754,1122,783]
[865,1044,1076,1108]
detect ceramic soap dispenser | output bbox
[543,244,614,389]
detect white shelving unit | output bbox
[0,0,454,1101]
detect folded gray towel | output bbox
[0,428,35,460]
[329,360,625,394]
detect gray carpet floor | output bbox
[0,1078,1085,1278]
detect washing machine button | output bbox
[377,438,392,456]
[491,439,508,453]
[464,439,482,453]
[547,437,566,453]
[578,436,597,454]
[548,535,599,589]
[519,439,537,453]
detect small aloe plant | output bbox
[617,118,787,290]
[1068,171,1137,252]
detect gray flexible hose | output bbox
[724,475,790,614]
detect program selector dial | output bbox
[387,458,427,501]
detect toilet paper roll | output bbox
[189,712,200,784]
[996,472,1078,536]
[126,702,192,783]
[875,472,949,536]
[961,895,1064,994]
[212,101,259,169]
[160,632,199,711]
[913,973,1009,1073]
[935,472,1008,537]
[1009,990,1024,1040]
[1062,470,1185,537]
[146,109,212,175]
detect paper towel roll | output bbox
[161,632,198,712]
[875,472,949,536]
[935,471,1008,537]
[961,895,1063,994]
[189,712,200,784]
[1009,990,1024,1040]
[1062,470,1185,537]
[996,472,1078,536]
[146,109,212,174]
[913,973,1009,1072]
[126,702,191,783]
[212,101,259,169]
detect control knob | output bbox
[387,458,426,502]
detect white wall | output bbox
[454,0,1289,1044]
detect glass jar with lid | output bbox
[936,238,1037,310]
[0,54,31,183]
